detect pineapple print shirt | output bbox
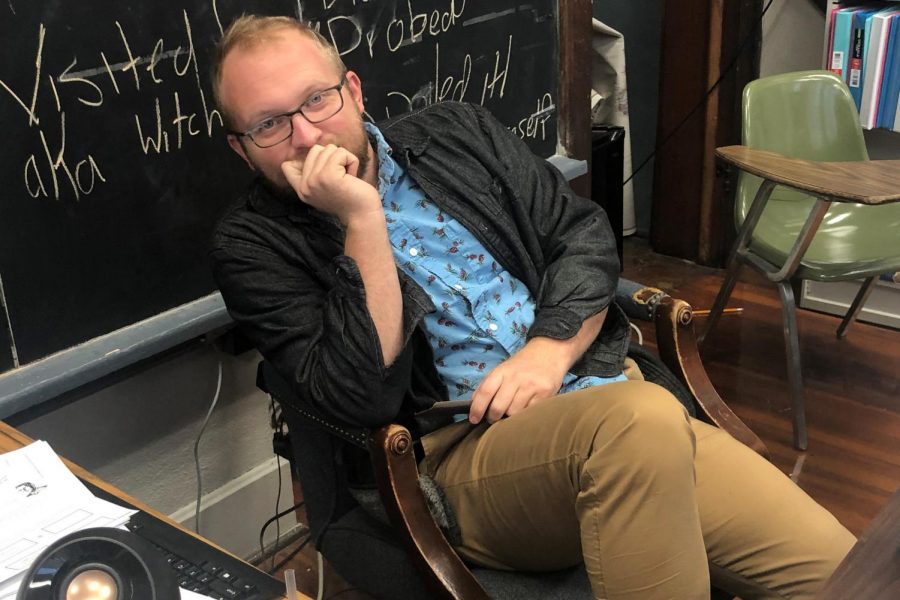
[366,123,626,401]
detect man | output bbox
[209,15,855,599]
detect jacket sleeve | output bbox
[468,103,621,341]
[210,221,427,428]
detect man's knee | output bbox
[571,380,694,456]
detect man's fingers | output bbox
[281,156,310,200]
[485,382,517,424]
[280,160,304,185]
[301,144,325,180]
[318,145,359,179]
[505,389,536,417]
[339,147,360,177]
[316,143,340,167]
[304,144,358,185]
[469,372,502,424]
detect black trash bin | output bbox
[591,125,625,270]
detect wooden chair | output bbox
[260,280,767,599]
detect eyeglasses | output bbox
[231,77,347,148]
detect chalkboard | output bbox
[0,0,562,380]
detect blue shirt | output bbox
[366,123,626,401]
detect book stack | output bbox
[826,1,900,130]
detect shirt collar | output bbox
[364,122,399,199]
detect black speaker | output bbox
[17,527,179,600]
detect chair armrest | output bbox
[616,278,670,322]
[654,297,770,459]
[368,424,490,600]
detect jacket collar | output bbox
[379,112,432,163]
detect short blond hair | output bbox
[211,15,347,128]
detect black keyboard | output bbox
[82,480,284,600]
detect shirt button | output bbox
[454,284,463,290]
[489,323,498,331]
[409,248,418,256]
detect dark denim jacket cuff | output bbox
[528,306,587,340]
[330,255,366,298]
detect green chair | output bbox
[700,70,900,450]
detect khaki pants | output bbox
[420,380,855,599]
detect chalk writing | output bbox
[2,0,558,204]
[510,93,555,142]
[2,8,227,201]
[0,23,44,126]
[480,34,511,105]
[23,112,106,201]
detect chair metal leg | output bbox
[700,179,777,348]
[775,281,807,451]
[699,261,743,347]
[836,277,876,339]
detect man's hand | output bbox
[468,338,569,424]
[468,309,609,424]
[281,144,380,224]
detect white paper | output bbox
[0,441,136,590]
[180,588,216,599]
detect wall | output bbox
[592,0,665,237]
[16,343,299,558]
[760,0,826,77]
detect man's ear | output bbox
[345,70,365,114]
[227,134,256,171]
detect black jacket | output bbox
[210,102,630,544]
[211,101,628,430]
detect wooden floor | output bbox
[260,237,900,599]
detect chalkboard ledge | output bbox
[547,155,588,180]
[0,293,231,419]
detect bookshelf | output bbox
[822,0,900,132]
[805,1,900,330]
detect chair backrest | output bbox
[736,71,869,262]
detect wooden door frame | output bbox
[650,0,762,266]
[558,0,593,197]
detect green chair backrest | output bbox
[737,70,870,267]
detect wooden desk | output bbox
[715,146,900,205]
[818,487,900,598]
[0,421,302,600]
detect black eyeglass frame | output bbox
[229,77,348,149]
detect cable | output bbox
[629,321,644,346]
[271,454,283,572]
[316,551,325,600]
[268,534,314,574]
[258,497,306,569]
[193,359,224,535]
[623,0,776,186]
[267,396,289,572]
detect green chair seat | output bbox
[742,177,900,281]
